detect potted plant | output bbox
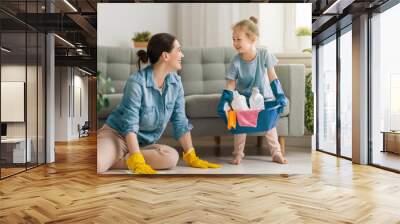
[304,71,314,135]
[97,71,115,113]
[132,31,151,48]
[296,26,311,52]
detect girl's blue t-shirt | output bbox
[226,47,278,100]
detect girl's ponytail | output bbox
[249,16,258,25]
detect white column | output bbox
[352,14,369,164]
[46,33,55,163]
[312,45,317,150]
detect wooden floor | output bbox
[0,135,400,223]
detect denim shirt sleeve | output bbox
[170,81,193,140]
[120,79,142,136]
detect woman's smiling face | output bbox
[165,40,184,71]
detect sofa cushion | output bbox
[185,94,221,119]
[185,94,290,119]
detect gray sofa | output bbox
[97,46,305,142]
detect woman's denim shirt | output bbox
[106,65,193,146]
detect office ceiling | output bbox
[0,0,395,71]
[309,0,391,44]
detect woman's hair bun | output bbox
[137,50,148,64]
[249,16,258,25]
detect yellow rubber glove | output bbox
[183,148,221,169]
[126,152,157,174]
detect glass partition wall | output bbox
[0,2,46,179]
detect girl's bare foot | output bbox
[272,151,288,164]
[230,153,243,165]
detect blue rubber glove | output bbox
[217,89,234,120]
[270,79,287,114]
[221,89,233,104]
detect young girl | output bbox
[225,17,288,165]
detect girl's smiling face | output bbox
[232,28,256,54]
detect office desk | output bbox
[382,131,400,154]
[1,138,31,163]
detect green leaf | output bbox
[296,26,311,36]
[132,31,152,42]
[97,70,115,112]
[304,72,314,134]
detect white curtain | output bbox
[176,3,300,52]
[283,4,298,52]
[177,3,240,47]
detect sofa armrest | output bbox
[275,64,305,136]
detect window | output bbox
[370,3,400,171]
[317,37,337,154]
[390,74,400,130]
[340,28,352,158]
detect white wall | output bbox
[54,67,89,141]
[98,3,177,48]
[72,74,89,138]
[259,4,311,53]
[54,67,69,141]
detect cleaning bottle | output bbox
[249,87,265,110]
[231,91,249,111]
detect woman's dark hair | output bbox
[136,33,176,70]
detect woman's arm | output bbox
[170,79,194,145]
[120,79,142,155]
[125,132,141,155]
[179,132,194,153]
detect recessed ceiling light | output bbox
[1,47,11,53]
[78,67,93,76]
[322,0,355,15]
[63,0,78,12]
[54,34,75,48]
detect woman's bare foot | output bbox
[230,154,243,165]
[272,151,288,164]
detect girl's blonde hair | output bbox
[232,16,259,41]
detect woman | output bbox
[97,33,221,174]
